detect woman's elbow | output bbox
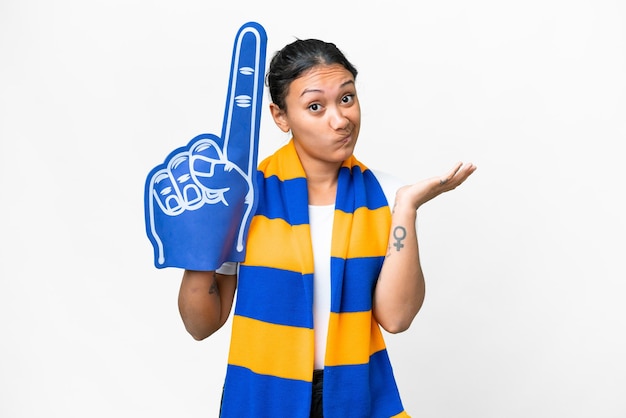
[187,328,211,341]
[181,317,221,341]
[375,303,423,334]
[379,317,414,334]
[185,324,220,341]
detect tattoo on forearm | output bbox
[209,272,219,296]
[392,226,407,251]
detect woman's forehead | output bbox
[292,64,355,92]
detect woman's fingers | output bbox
[439,162,476,189]
[395,162,477,210]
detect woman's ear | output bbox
[269,103,290,133]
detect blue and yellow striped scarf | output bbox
[220,139,409,417]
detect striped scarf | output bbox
[220,139,410,418]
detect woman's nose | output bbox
[329,108,349,131]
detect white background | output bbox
[1,1,625,417]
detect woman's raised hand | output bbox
[394,162,477,211]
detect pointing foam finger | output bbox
[220,22,267,172]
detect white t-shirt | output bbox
[309,169,405,369]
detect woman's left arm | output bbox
[373,162,476,333]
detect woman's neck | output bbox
[302,162,340,206]
[307,177,337,205]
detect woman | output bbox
[178,38,476,418]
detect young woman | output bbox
[178,38,476,418]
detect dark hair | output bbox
[265,39,358,110]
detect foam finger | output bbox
[220,22,267,173]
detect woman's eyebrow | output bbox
[300,80,355,98]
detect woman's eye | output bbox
[309,103,321,112]
[342,94,354,104]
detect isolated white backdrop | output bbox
[1,1,625,417]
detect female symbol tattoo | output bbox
[392,226,407,251]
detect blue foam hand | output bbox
[144,22,267,270]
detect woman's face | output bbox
[270,64,361,171]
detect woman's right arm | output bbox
[178,269,237,340]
